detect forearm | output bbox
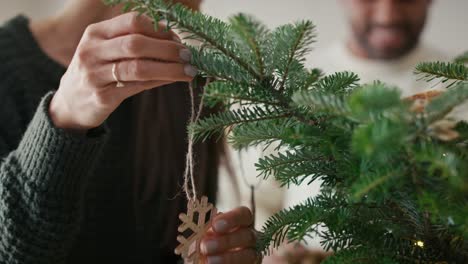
[0,93,108,264]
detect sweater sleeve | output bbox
[0,92,109,264]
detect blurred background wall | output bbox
[0,0,65,22]
[1,0,467,58]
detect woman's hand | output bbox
[201,207,260,264]
[49,12,197,132]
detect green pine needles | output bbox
[106,1,468,262]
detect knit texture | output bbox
[0,16,196,264]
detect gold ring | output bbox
[112,62,125,88]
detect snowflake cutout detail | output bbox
[175,196,217,264]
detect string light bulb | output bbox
[414,240,425,248]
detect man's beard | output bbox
[354,21,425,60]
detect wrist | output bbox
[49,93,89,134]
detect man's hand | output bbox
[262,242,331,264]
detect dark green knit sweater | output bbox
[0,16,213,264]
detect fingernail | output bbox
[159,19,169,28]
[201,240,218,254]
[179,49,192,62]
[207,256,223,264]
[184,64,198,77]
[173,35,182,43]
[213,219,228,233]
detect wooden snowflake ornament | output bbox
[175,196,217,264]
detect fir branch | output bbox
[384,199,468,262]
[267,21,316,93]
[229,13,268,78]
[348,82,404,122]
[415,61,468,87]
[351,171,394,200]
[292,90,351,116]
[278,65,323,99]
[314,72,360,94]
[415,191,468,243]
[161,2,262,80]
[455,51,468,64]
[189,106,290,142]
[351,119,408,162]
[278,21,316,93]
[257,197,325,254]
[106,1,468,261]
[258,192,352,255]
[291,68,323,91]
[203,81,281,107]
[228,119,298,149]
[255,150,332,186]
[322,247,395,264]
[412,144,460,182]
[190,47,254,84]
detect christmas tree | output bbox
[107,1,468,262]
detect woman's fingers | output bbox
[88,12,178,41]
[105,59,197,84]
[90,80,172,111]
[51,12,191,131]
[262,255,289,264]
[98,34,190,63]
[204,249,259,264]
[113,80,174,99]
[212,207,254,234]
[201,228,256,255]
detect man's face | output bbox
[343,0,432,59]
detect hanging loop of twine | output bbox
[183,78,208,201]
